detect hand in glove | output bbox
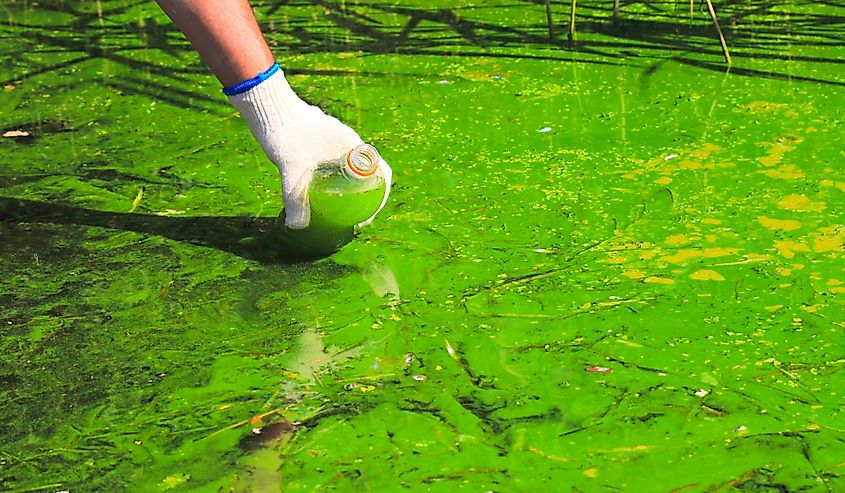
[226,63,391,229]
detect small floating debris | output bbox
[694,389,709,397]
[733,425,747,433]
[3,130,29,138]
[412,374,427,382]
[664,153,678,160]
[239,420,297,451]
[539,126,552,133]
[585,366,612,374]
[343,382,375,392]
[437,79,450,84]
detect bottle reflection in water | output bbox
[275,144,386,260]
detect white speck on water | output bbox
[438,79,450,84]
[664,153,679,160]
[734,425,747,433]
[412,374,427,382]
[694,389,709,397]
[539,126,552,133]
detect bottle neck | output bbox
[342,144,380,180]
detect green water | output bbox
[1,0,843,492]
[309,167,385,227]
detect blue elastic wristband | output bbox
[222,62,281,96]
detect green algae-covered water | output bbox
[2,1,843,491]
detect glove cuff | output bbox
[226,64,306,135]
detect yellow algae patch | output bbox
[775,267,792,276]
[690,143,722,158]
[747,253,774,261]
[703,247,739,257]
[654,176,672,185]
[757,154,782,166]
[661,249,701,264]
[818,179,845,191]
[801,305,819,313]
[702,218,722,225]
[765,305,783,311]
[777,194,826,212]
[774,240,810,258]
[827,279,843,286]
[679,159,702,170]
[811,228,844,253]
[644,276,675,285]
[639,250,657,260]
[758,216,801,231]
[660,247,738,264]
[759,165,805,180]
[690,270,725,281]
[583,468,598,478]
[666,234,692,246]
[600,255,630,265]
[743,101,787,113]
[714,253,773,266]
[761,144,796,158]
[622,270,646,279]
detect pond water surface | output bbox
[1,0,843,491]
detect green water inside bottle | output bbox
[267,160,386,259]
[308,165,386,228]
[267,212,356,260]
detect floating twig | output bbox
[445,337,482,387]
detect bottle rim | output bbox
[346,144,380,178]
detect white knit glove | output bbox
[227,64,391,229]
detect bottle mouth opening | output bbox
[346,144,380,178]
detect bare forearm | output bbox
[156,0,274,87]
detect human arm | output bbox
[155,0,391,229]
